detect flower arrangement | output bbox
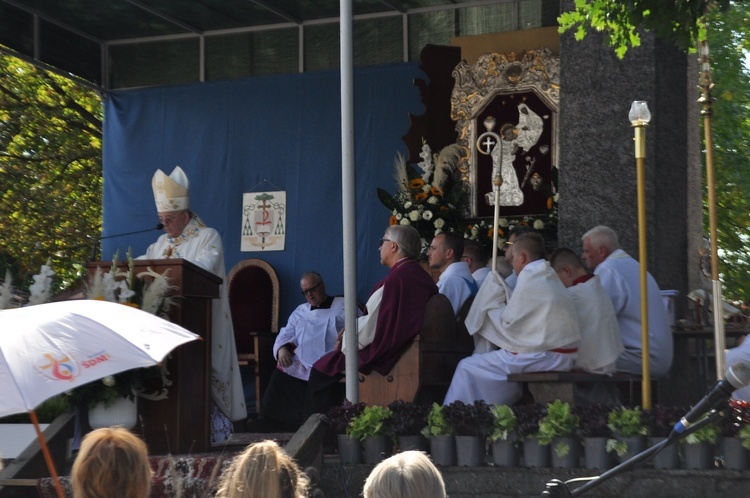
[69,250,176,408]
[377,142,464,255]
[0,261,56,309]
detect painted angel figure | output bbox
[487,103,543,207]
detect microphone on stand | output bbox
[672,363,750,434]
[90,223,164,262]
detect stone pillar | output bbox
[557,4,703,403]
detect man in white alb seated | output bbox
[443,232,581,406]
[550,247,624,375]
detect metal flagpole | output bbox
[697,39,726,379]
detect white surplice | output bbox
[568,275,624,375]
[273,297,346,381]
[444,259,581,406]
[138,217,247,422]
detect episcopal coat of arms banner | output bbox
[240,191,286,251]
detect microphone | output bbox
[90,223,164,262]
[672,363,750,434]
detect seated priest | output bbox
[427,231,478,315]
[443,232,581,406]
[301,225,438,418]
[250,272,352,432]
[550,247,624,375]
[137,166,246,443]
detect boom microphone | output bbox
[673,363,750,434]
[90,223,164,261]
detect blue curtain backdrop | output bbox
[102,62,424,321]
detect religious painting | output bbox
[451,48,560,220]
[240,191,286,251]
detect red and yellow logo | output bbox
[35,353,80,381]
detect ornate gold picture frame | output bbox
[451,48,560,219]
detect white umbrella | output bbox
[0,299,200,498]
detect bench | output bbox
[507,371,647,406]
[358,293,474,406]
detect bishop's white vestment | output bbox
[139,217,247,424]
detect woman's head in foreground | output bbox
[362,450,446,498]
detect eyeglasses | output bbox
[378,238,393,248]
[301,282,322,296]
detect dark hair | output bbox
[441,231,465,261]
[462,240,487,265]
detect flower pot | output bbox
[721,437,749,470]
[397,434,429,453]
[491,440,519,468]
[429,435,456,466]
[682,442,716,469]
[523,437,550,468]
[337,434,362,464]
[617,436,647,463]
[455,435,485,466]
[363,436,393,464]
[88,396,137,429]
[583,437,615,470]
[551,436,580,468]
[651,437,679,470]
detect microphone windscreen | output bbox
[727,363,750,390]
[156,223,165,230]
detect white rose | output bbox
[498,218,509,228]
[400,218,410,225]
[553,193,560,202]
[471,226,479,236]
[396,213,403,220]
[403,201,412,209]
[434,218,445,229]
[102,375,116,387]
[422,185,431,193]
[409,210,420,222]
[423,210,433,221]
[427,196,438,205]
[533,219,545,230]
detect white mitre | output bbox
[152,166,189,213]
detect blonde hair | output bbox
[362,451,446,498]
[215,440,310,498]
[71,427,152,498]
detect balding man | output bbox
[581,225,673,378]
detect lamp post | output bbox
[629,100,652,409]
[697,39,726,378]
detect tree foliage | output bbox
[0,52,102,292]
[558,0,740,58]
[704,5,750,302]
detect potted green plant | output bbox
[537,400,580,468]
[682,420,720,469]
[720,399,750,470]
[388,400,430,453]
[489,404,519,467]
[574,403,616,470]
[443,400,493,466]
[515,403,550,468]
[646,404,685,469]
[421,402,455,466]
[606,406,648,462]
[347,405,394,464]
[326,400,366,464]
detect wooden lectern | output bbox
[87,259,221,454]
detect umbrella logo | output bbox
[35,353,80,382]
